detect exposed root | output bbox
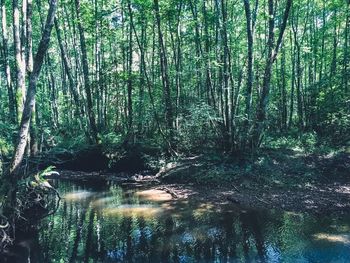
[0,215,12,249]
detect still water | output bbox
[5,180,350,263]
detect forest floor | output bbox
[154,148,350,215]
[48,147,350,215]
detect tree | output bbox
[10,0,58,176]
[1,0,16,123]
[153,0,174,143]
[75,0,99,144]
[250,0,293,148]
[0,0,347,163]
[13,0,26,121]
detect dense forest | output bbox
[0,0,349,260]
[0,0,349,159]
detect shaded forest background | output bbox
[0,0,349,167]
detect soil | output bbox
[44,148,350,215]
[50,172,350,215]
[152,182,350,215]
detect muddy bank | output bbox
[154,182,350,215]
[154,149,350,215]
[48,170,350,215]
[43,148,350,215]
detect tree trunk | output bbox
[153,0,174,143]
[1,0,17,123]
[10,0,58,176]
[281,47,287,130]
[251,0,292,148]
[127,0,133,134]
[75,0,99,144]
[243,0,258,126]
[13,0,26,121]
[189,0,202,99]
[242,0,258,147]
[54,17,86,131]
[26,0,33,73]
[344,2,349,93]
[202,0,215,107]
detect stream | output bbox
[3,179,350,263]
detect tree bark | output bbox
[127,0,133,133]
[54,17,86,130]
[251,0,292,148]
[202,0,215,107]
[243,0,258,125]
[242,0,258,147]
[13,0,26,121]
[10,0,58,176]
[344,2,350,93]
[1,0,17,123]
[26,0,33,73]
[75,0,99,144]
[153,0,174,143]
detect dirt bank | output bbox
[154,149,350,215]
[152,182,350,215]
[46,148,350,215]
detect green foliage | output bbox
[265,132,319,152]
[100,132,123,152]
[176,102,222,152]
[54,134,89,151]
[18,166,56,190]
[0,0,349,176]
[0,123,16,156]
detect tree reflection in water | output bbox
[4,180,350,263]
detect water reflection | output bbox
[3,180,350,263]
[64,190,95,201]
[135,189,173,202]
[103,204,162,218]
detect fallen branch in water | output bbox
[255,196,270,205]
[156,186,179,199]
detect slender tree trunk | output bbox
[220,0,230,138]
[1,0,17,123]
[251,0,292,148]
[26,0,33,73]
[10,0,58,176]
[127,0,133,134]
[242,0,258,147]
[344,2,350,93]
[296,44,304,130]
[47,57,59,127]
[243,0,254,122]
[202,0,215,107]
[131,11,173,149]
[75,0,99,144]
[289,31,295,128]
[13,0,26,121]
[26,0,38,155]
[154,0,174,143]
[281,47,287,130]
[189,0,202,98]
[54,18,85,130]
[243,0,258,126]
[137,12,146,134]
